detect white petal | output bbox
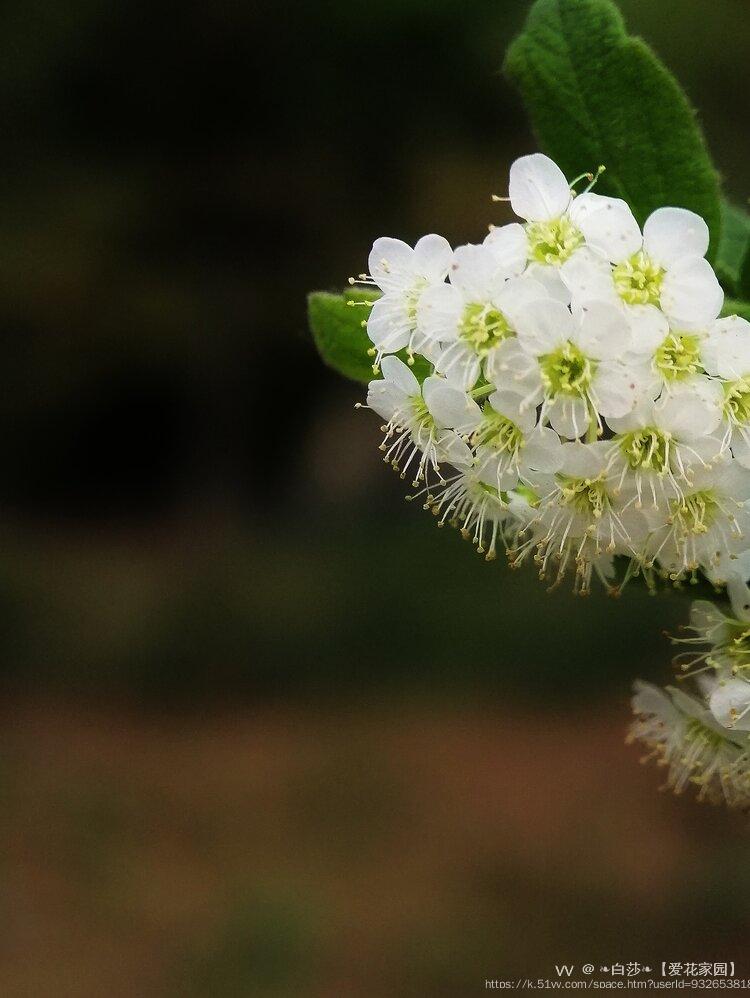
[435,430,473,468]
[729,578,750,620]
[366,378,408,422]
[514,298,574,356]
[606,396,656,434]
[488,389,537,434]
[660,256,724,328]
[643,207,709,267]
[632,681,678,722]
[709,678,750,732]
[493,275,549,329]
[560,440,607,477]
[475,448,520,492]
[559,246,618,304]
[525,263,572,303]
[423,378,483,433]
[508,153,571,222]
[731,432,750,470]
[412,234,453,281]
[656,391,719,440]
[575,300,631,359]
[547,397,590,439]
[485,338,543,400]
[521,426,563,473]
[690,600,734,642]
[719,462,750,501]
[592,362,642,418]
[417,282,463,344]
[626,304,669,354]
[434,341,481,391]
[367,295,411,352]
[701,316,750,380]
[380,355,420,395]
[368,237,415,293]
[450,243,504,300]
[568,193,642,262]
[483,223,529,277]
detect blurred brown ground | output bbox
[1,700,747,997]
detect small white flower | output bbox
[692,315,750,469]
[418,242,546,390]
[496,154,605,302]
[647,462,750,582]
[672,581,750,687]
[631,318,736,402]
[471,388,564,491]
[365,234,453,364]
[606,388,723,507]
[422,466,514,562]
[628,680,750,808]
[366,356,471,485]
[708,673,750,733]
[509,441,650,594]
[634,313,750,408]
[560,206,724,352]
[493,298,643,438]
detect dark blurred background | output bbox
[1,1,749,994]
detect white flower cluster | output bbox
[628,577,750,808]
[357,153,750,596]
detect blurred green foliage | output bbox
[505,0,721,255]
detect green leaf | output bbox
[308,288,379,384]
[716,201,750,294]
[722,297,750,322]
[308,289,431,385]
[504,0,721,260]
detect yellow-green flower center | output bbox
[526,216,583,266]
[460,303,512,356]
[619,427,671,473]
[540,341,594,398]
[559,475,609,519]
[405,278,428,325]
[684,717,726,752]
[613,250,664,306]
[654,332,703,382]
[723,377,750,424]
[473,405,524,456]
[410,394,437,432]
[723,624,750,677]
[669,490,718,536]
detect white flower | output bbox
[421,466,515,562]
[560,206,724,352]
[692,315,750,469]
[672,581,750,687]
[629,317,739,402]
[492,298,644,438]
[496,154,610,303]
[509,441,650,594]
[647,462,750,582]
[628,680,750,808]
[708,673,750,733]
[418,242,546,390]
[606,388,723,507]
[366,356,471,485]
[471,388,564,491]
[421,377,563,491]
[365,234,452,364]
[634,313,750,408]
